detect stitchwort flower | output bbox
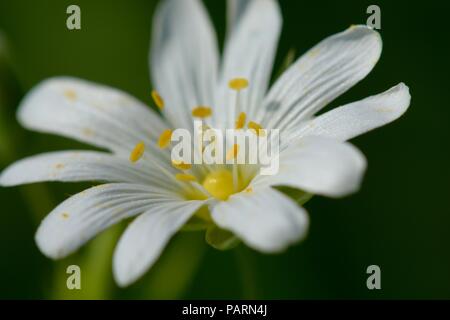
[0,0,410,286]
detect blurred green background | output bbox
[0,0,449,299]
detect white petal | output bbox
[18,77,168,158]
[293,83,411,141]
[216,0,281,128]
[254,136,367,197]
[150,0,219,130]
[113,199,205,287]
[227,0,252,33]
[211,188,309,253]
[0,151,154,186]
[35,183,180,259]
[259,25,382,131]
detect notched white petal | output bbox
[17,77,167,155]
[113,200,205,287]
[295,83,411,141]
[255,136,367,198]
[261,25,382,130]
[0,151,153,187]
[218,0,282,127]
[211,188,309,253]
[151,0,218,130]
[35,183,177,259]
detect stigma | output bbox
[202,169,235,201]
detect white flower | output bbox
[0,0,410,287]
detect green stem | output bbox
[51,224,123,300]
[234,246,258,299]
[143,232,206,299]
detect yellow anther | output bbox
[172,160,192,171]
[64,89,77,101]
[176,173,197,182]
[129,141,145,163]
[192,106,212,118]
[244,186,253,193]
[158,129,173,149]
[235,112,247,129]
[226,144,240,161]
[248,121,266,136]
[229,78,249,91]
[202,170,234,201]
[151,90,165,110]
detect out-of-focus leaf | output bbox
[50,224,123,300]
[142,232,206,299]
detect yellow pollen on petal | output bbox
[244,186,253,193]
[229,78,249,91]
[235,112,247,129]
[158,129,173,149]
[202,170,234,201]
[226,144,240,161]
[248,121,266,136]
[192,106,212,118]
[61,212,70,219]
[176,173,197,182]
[172,160,192,171]
[54,163,65,169]
[129,141,145,163]
[64,89,77,101]
[151,90,165,110]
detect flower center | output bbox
[202,169,235,201]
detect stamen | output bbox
[248,121,266,136]
[229,78,249,91]
[175,173,197,182]
[151,90,165,110]
[235,112,247,129]
[172,160,192,171]
[192,106,212,118]
[158,129,173,149]
[129,141,145,163]
[226,144,240,161]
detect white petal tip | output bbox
[112,258,143,288]
[0,170,11,187]
[34,227,66,260]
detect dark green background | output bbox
[0,0,449,299]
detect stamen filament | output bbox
[226,144,240,161]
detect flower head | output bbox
[0,0,410,287]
